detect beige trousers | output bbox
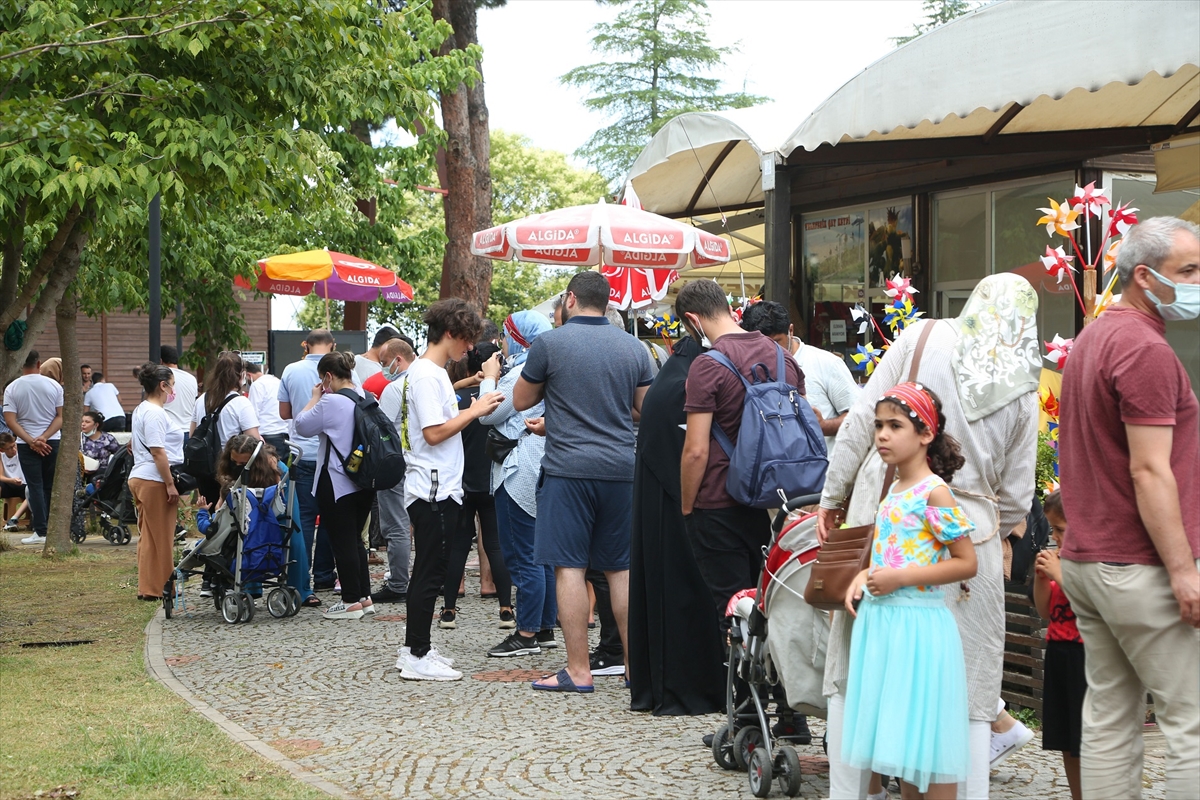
[130,477,177,598]
[1060,559,1200,800]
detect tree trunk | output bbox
[0,203,90,388]
[452,2,493,247]
[44,290,81,557]
[434,0,492,313]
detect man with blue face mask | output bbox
[1059,216,1200,800]
[372,337,417,602]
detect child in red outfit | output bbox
[1034,489,1084,800]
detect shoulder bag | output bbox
[803,321,935,611]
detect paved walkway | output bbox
[154,560,1168,800]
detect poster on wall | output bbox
[868,204,913,287]
[802,213,865,299]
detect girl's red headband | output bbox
[504,314,529,349]
[882,382,939,436]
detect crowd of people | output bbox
[1,216,1195,799]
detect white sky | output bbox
[274,0,928,329]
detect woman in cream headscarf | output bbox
[818,273,1041,800]
[38,357,63,384]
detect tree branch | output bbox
[0,11,257,62]
[0,203,81,332]
[1,196,27,313]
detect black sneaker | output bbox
[772,715,812,745]
[589,649,625,676]
[438,607,457,629]
[199,581,213,598]
[535,629,557,649]
[498,608,516,629]
[370,585,407,604]
[487,632,540,658]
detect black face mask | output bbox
[229,464,244,479]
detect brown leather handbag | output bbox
[803,321,935,611]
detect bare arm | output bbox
[632,385,649,422]
[149,446,179,503]
[681,412,712,516]
[421,393,504,447]
[1127,423,1199,626]
[819,411,848,437]
[278,400,293,421]
[1033,566,1053,620]
[512,376,544,412]
[41,407,63,441]
[4,411,32,445]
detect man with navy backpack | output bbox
[678,279,813,740]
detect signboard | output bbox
[829,319,847,344]
[240,351,266,366]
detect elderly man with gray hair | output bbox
[1059,216,1200,800]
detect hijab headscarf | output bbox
[39,357,63,384]
[952,273,1040,421]
[504,310,552,366]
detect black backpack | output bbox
[329,388,405,490]
[182,393,237,479]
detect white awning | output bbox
[626,104,798,217]
[781,0,1200,155]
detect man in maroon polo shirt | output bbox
[1058,216,1200,799]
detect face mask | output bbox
[692,318,712,349]
[229,464,244,479]
[1147,268,1200,321]
[382,360,403,382]
[166,391,176,404]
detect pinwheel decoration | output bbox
[1044,335,1074,370]
[883,274,919,304]
[1039,386,1060,420]
[850,342,885,376]
[646,312,682,344]
[1033,183,1138,323]
[883,296,923,335]
[850,304,873,335]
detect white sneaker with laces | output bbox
[4,517,19,531]
[400,652,462,681]
[990,719,1035,766]
[323,601,364,620]
[398,645,454,667]
[20,533,46,545]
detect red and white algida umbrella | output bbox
[471,192,731,309]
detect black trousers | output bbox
[100,416,126,433]
[685,505,771,628]
[443,490,512,609]
[405,498,461,658]
[587,568,623,657]
[315,470,373,604]
[262,433,289,462]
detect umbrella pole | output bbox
[324,296,331,330]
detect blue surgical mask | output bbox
[1147,268,1200,322]
[382,360,403,382]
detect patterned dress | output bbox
[841,474,975,792]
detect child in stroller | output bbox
[71,437,137,545]
[171,435,316,622]
[710,494,831,799]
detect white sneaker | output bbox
[323,601,364,620]
[361,600,376,616]
[990,719,1035,766]
[400,652,462,681]
[4,517,19,531]
[20,533,46,545]
[398,645,454,667]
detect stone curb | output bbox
[143,609,358,800]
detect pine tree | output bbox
[893,0,979,47]
[561,0,767,183]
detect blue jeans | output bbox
[495,485,555,634]
[290,460,336,587]
[285,490,314,601]
[17,441,57,537]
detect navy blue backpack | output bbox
[706,346,828,509]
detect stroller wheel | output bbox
[747,747,773,799]
[711,724,738,771]
[734,726,763,772]
[163,585,174,620]
[118,526,133,546]
[239,592,255,623]
[776,745,802,797]
[221,594,243,624]
[285,587,302,617]
[266,588,290,619]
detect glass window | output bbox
[933,191,987,284]
[992,177,1076,273]
[1106,174,1200,394]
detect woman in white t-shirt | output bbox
[191,352,260,501]
[130,363,185,601]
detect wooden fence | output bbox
[1002,589,1046,716]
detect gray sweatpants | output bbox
[377,479,411,593]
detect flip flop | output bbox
[531,668,594,693]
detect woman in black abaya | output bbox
[628,336,725,715]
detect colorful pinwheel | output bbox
[1039,386,1060,419]
[850,343,885,376]
[1036,198,1081,238]
[883,273,919,304]
[1069,181,1110,215]
[1044,335,1074,370]
[1040,245,1075,284]
[883,297,923,335]
[850,304,872,335]
[1107,202,1139,238]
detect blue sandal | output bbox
[531,668,594,693]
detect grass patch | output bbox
[1009,705,1042,731]
[0,543,324,800]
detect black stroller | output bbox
[70,447,136,545]
[167,441,301,623]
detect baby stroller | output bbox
[70,447,136,545]
[710,494,831,798]
[168,441,301,623]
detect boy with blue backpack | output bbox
[678,279,827,739]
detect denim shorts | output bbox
[533,472,632,571]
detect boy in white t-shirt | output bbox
[397,300,503,682]
[1,432,30,530]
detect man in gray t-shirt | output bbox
[515,271,652,692]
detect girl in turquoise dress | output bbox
[843,382,977,799]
